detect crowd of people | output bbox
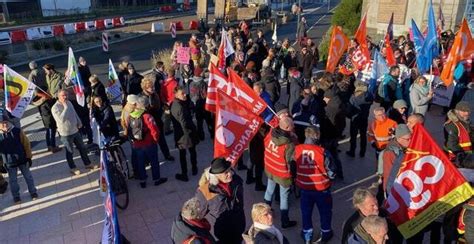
[0,8,473,244]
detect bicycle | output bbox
[103,138,130,210]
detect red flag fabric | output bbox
[227,68,267,115]
[218,29,235,70]
[440,18,474,86]
[384,34,396,66]
[351,13,371,70]
[384,124,474,238]
[326,26,349,73]
[214,90,264,166]
[205,64,228,112]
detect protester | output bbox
[299,46,313,83]
[444,101,474,162]
[91,96,119,143]
[171,197,216,244]
[123,63,143,96]
[171,86,199,182]
[461,81,474,122]
[406,113,425,131]
[346,82,372,158]
[120,95,138,137]
[88,74,109,105]
[161,67,179,135]
[52,90,96,175]
[127,97,167,188]
[263,116,298,228]
[409,76,433,116]
[295,126,336,243]
[44,63,64,98]
[196,158,245,244]
[242,202,289,244]
[188,75,214,141]
[367,107,398,159]
[378,65,402,111]
[0,112,37,204]
[347,215,389,244]
[388,99,408,124]
[78,56,92,95]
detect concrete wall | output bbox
[363,0,467,38]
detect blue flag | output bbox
[411,19,424,55]
[101,150,122,244]
[368,51,388,100]
[418,0,439,74]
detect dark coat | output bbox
[387,108,407,124]
[322,95,346,140]
[195,173,245,244]
[444,110,474,160]
[89,82,109,105]
[170,214,216,244]
[242,225,289,244]
[299,52,313,80]
[38,99,57,129]
[78,64,92,90]
[171,98,199,149]
[288,76,304,114]
[261,70,280,104]
[123,72,144,96]
[91,104,119,141]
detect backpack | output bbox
[128,116,144,141]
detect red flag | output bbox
[227,68,267,115]
[351,13,371,70]
[326,26,349,73]
[440,18,474,86]
[384,34,396,66]
[205,64,228,112]
[384,124,474,239]
[218,29,235,70]
[214,90,264,166]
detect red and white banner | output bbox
[351,13,371,70]
[214,90,263,165]
[205,64,267,115]
[384,124,474,238]
[218,29,235,70]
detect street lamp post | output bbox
[328,0,330,11]
[296,0,301,41]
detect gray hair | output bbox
[136,96,149,109]
[373,107,385,114]
[181,197,203,220]
[352,188,375,209]
[29,61,37,70]
[361,215,387,235]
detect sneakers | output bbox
[31,193,38,200]
[154,178,168,186]
[175,174,189,182]
[85,164,99,170]
[13,196,21,204]
[70,168,81,175]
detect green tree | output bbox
[318,0,362,61]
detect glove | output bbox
[26,158,32,168]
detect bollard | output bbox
[102,32,109,52]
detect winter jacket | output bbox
[91,104,119,141]
[265,127,297,188]
[150,69,166,93]
[387,108,407,124]
[347,224,376,244]
[171,214,216,244]
[51,100,82,137]
[140,91,163,125]
[322,95,346,140]
[378,140,404,192]
[46,72,65,98]
[348,91,371,125]
[195,171,245,244]
[409,83,431,115]
[38,99,57,129]
[127,110,160,148]
[171,98,199,149]
[0,125,32,168]
[123,72,144,96]
[299,52,313,80]
[242,224,289,244]
[89,82,109,105]
[288,76,304,115]
[78,64,92,90]
[444,109,474,158]
[380,74,402,104]
[161,77,178,107]
[461,83,474,122]
[342,210,401,244]
[261,71,280,104]
[367,118,398,150]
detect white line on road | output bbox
[332,174,378,195]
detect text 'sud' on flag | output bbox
[326,26,349,73]
[106,59,123,103]
[214,90,263,166]
[384,124,473,239]
[3,65,37,118]
[66,47,86,106]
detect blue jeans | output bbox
[264,178,290,210]
[300,189,333,240]
[60,132,91,169]
[134,144,161,181]
[46,127,57,147]
[7,164,37,198]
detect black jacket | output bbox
[78,64,92,90]
[89,82,109,105]
[322,95,346,140]
[123,72,144,96]
[170,98,199,149]
[261,70,281,104]
[288,76,304,115]
[299,52,313,80]
[91,104,119,140]
[195,173,245,244]
[170,214,216,244]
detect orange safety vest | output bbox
[445,121,473,160]
[294,144,331,191]
[367,119,397,150]
[264,132,291,179]
[458,200,474,235]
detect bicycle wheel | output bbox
[111,166,129,210]
[115,146,130,179]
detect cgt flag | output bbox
[214,90,263,166]
[384,124,473,239]
[326,26,349,73]
[65,47,86,106]
[218,29,235,70]
[106,59,122,103]
[3,65,37,118]
[351,13,371,70]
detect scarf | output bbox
[217,182,232,197]
[253,222,284,244]
[413,82,429,96]
[185,218,211,231]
